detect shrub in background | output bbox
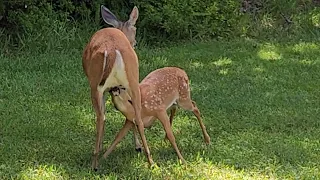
[133,0,240,43]
[0,0,319,54]
[0,0,134,53]
[238,0,320,38]
[0,0,242,52]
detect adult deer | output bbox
[104,67,211,163]
[82,5,153,170]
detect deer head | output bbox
[101,5,139,48]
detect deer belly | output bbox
[143,116,156,128]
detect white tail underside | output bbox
[98,50,129,93]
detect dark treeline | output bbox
[0,0,319,52]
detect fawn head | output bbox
[109,86,135,119]
[101,5,139,48]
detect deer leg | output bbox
[100,94,106,149]
[178,99,210,145]
[132,126,142,152]
[191,101,210,144]
[91,89,105,170]
[169,105,178,126]
[128,86,154,165]
[157,111,186,164]
[165,105,178,140]
[103,119,134,159]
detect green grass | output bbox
[0,36,319,179]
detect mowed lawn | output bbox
[0,37,319,179]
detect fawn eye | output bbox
[128,100,132,104]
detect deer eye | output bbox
[128,100,132,104]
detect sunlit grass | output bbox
[18,165,67,180]
[258,43,282,61]
[292,42,319,54]
[190,61,204,68]
[212,57,233,67]
[310,8,320,28]
[0,37,319,179]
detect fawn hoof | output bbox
[150,162,159,169]
[164,135,169,141]
[179,159,187,165]
[91,163,98,171]
[135,147,142,152]
[205,136,211,145]
[148,158,155,167]
[91,154,99,172]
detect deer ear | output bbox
[128,6,138,26]
[101,5,120,28]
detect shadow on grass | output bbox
[0,51,96,178]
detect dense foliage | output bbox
[0,0,319,51]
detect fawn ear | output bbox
[101,5,120,28]
[128,6,138,26]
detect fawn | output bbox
[103,67,210,163]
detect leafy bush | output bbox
[0,0,141,52]
[0,0,319,53]
[238,0,320,38]
[1,0,97,53]
[134,0,241,41]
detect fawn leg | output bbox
[165,105,178,140]
[103,119,134,158]
[191,101,210,144]
[178,99,210,144]
[157,110,186,164]
[128,87,154,165]
[169,105,178,125]
[132,126,142,152]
